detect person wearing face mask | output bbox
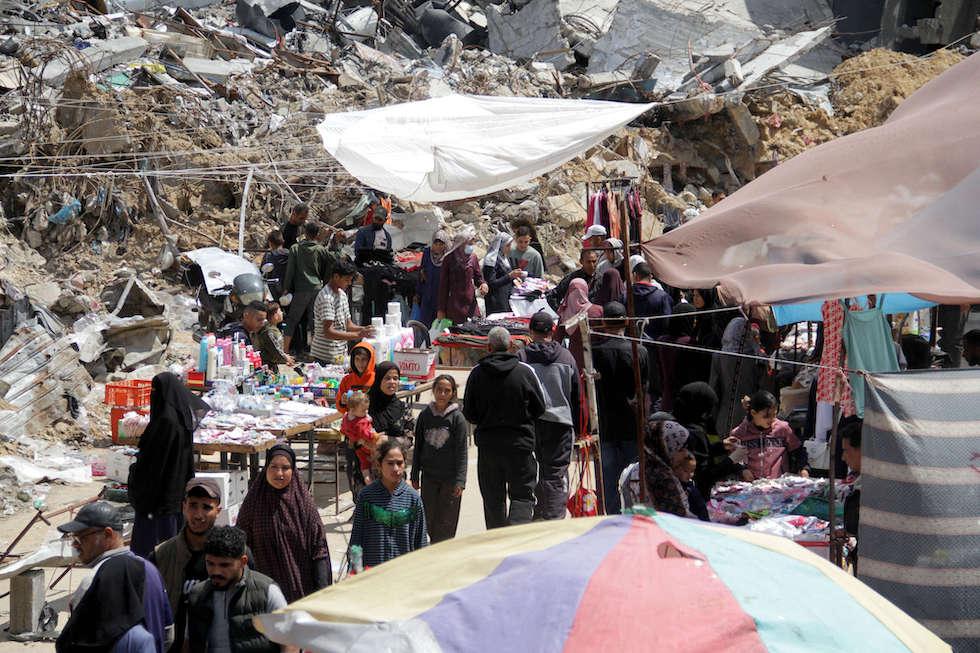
[437,230,487,325]
[354,207,395,325]
[416,230,449,326]
[236,445,332,602]
[728,391,808,481]
[482,232,522,316]
[57,501,173,653]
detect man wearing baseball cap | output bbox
[517,312,581,519]
[57,501,173,652]
[150,478,252,653]
[582,224,607,250]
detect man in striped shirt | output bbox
[310,261,372,364]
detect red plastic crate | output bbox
[111,406,149,444]
[104,379,152,407]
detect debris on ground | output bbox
[0,0,974,515]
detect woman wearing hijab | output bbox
[437,229,487,325]
[595,267,626,306]
[555,278,603,371]
[236,444,331,602]
[416,230,449,326]
[710,316,766,436]
[369,361,414,438]
[128,372,210,558]
[657,303,700,413]
[643,419,693,518]
[482,232,521,316]
[673,381,742,498]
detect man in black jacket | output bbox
[517,312,580,519]
[464,326,546,528]
[592,301,649,514]
[546,249,599,310]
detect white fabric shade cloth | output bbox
[317,94,654,202]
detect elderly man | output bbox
[57,501,173,652]
[464,326,545,528]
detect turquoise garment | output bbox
[843,307,899,416]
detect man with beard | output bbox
[186,527,292,653]
[150,479,253,652]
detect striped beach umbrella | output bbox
[257,511,949,652]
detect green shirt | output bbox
[251,323,289,365]
[284,240,333,293]
[508,247,544,278]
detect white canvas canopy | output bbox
[317,94,653,202]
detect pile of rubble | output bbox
[0,0,975,513]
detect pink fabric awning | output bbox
[642,52,980,306]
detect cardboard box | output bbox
[393,349,437,380]
[214,503,240,527]
[194,471,238,507]
[104,448,137,483]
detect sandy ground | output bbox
[0,370,490,651]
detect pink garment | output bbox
[640,54,980,306]
[729,418,801,480]
[558,278,593,334]
[816,300,856,416]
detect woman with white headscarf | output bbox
[416,229,449,326]
[481,232,520,316]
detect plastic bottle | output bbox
[198,337,209,373]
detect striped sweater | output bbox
[350,480,428,568]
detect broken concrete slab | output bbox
[718,26,832,91]
[139,29,214,58]
[120,0,217,9]
[38,36,148,87]
[182,56,255,83]
[544,193,586,228]
[23,282,60,308]
[488,0,575,70]
[588,0,833,87]
[725,101,760,146]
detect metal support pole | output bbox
[579,316,605,513]
[620,203,646,501]
[827,402,842,566]
[238,167,255,258]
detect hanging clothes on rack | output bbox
[816,300,856,420]
[843,306,900,417]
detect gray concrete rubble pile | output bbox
[0,0,976,515]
